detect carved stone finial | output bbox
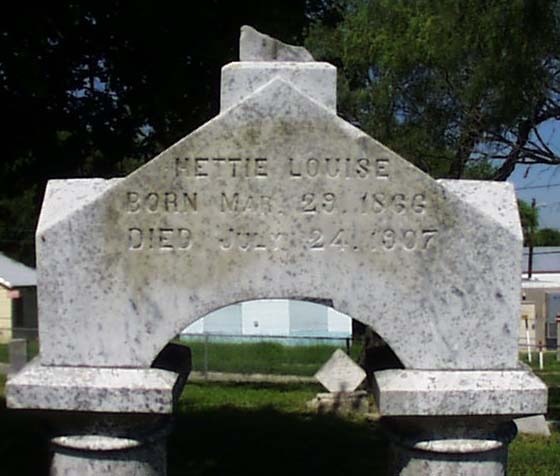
[240,25,314,62]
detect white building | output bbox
[182,299,351,343]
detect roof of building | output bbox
[0,253,36,288]
[522,273,560,289]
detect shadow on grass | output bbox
[167,406,388,476]
[548,387,560,420]
[0,396,387,476]
[0,398,51,476]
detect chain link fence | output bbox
[177,333,361,378]
[1,329,558,374]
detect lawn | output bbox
[0,376,558,475]
[0,340,39,363]
[177,339,361,376]
[521,352,560,421]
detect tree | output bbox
[535,227,560,246]
[305,0,560,180]
[0,2,333,264]
[518,199,539,246]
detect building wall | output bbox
[0,285,12,343]
[13,286,38,340]
[0,285,38,344]
[519,302,536,346]
[182,299,351,340]
[523,287,560,348]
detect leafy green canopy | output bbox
[306,0,560,180]
[518,199,539,246]
[534,227,560,246]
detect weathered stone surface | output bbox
[51,443,166,476]
[221,62,336,112]
[373,369,548,416]
[314,349,365,392]
[514,415,551,436]
[385,417,517,476]
[240,25,314,62]
[50,414,169,476]
[7,360,182,413]
[307,390,369,414]
[36,73,522,370]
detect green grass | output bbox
[522,352,560,372]
[0,340,39,363]
[537,372,560,421]
[180,381,321,412]
[509,432,560,476]
[179,340,358,376]
[169,381,386,476]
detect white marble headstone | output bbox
[34,29,522,371]
[315,349,366,393]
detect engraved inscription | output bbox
[123,154,440,254]
[304,228,438,252]
[128,227,192,250]
[220,193,274,214]
[300,192,336,213]
[360,192,426,214]
[174,157,268,178]
[289,157,389,179]
[127,192,198,213]
[370,229,438,251]
[217,228,288,251]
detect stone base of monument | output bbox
[50,414,170,476]
[384,416,517,476]
[373,368,548,476]
[7,344,190,475]
[307,390,370,414]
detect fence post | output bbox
[345,337,351,356]
[9,338,27,375]
[204,334,209,380]
[556,314,560,362]
[524,317,532,363]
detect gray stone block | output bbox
[514,415,551,436]
[221,62,337,111]
[239,25,314,62]
[7,359,182,413]
[373,369,548,416]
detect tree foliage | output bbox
[518,199,539,246]
[306,0,560,180]
[0,2,329,264]
[535,227,560,246]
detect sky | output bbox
[507,120,560,229]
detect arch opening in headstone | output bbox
[151,297,403,390]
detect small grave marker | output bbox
[314,349,366,393]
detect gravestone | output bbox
[314,349,366,392]
[7,26,547,476]
[514,415,551,437]
[310,349,369,414]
